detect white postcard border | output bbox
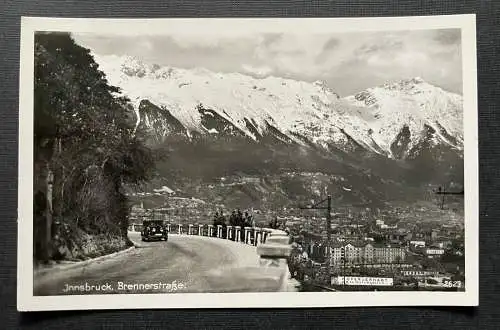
[17,14,478,311]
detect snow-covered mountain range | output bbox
[94,54,463,160]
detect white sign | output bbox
[426,249,445,255]
[402,270,438,277]
[331,276,394,286]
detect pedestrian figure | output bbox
[269,216,278,229]
[219,210,227,238]
[244,211,254,227]
[237,209,245,242]
[212,211,220,237]
[229,210,237,226]
[218,210,226,224]
[229,210,237,240]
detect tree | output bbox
[34,32,154,261]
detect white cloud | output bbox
[73,28,462,96]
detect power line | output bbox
[434,186,464,210]
[299,195,333,283]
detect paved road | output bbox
[34,233,288,296]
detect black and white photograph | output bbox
[17,15,478,311]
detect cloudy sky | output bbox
[73,29,462,96]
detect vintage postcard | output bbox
[18,15,478,311]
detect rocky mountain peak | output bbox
[92,53,463,161]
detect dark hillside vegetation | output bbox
[33,32,154,263]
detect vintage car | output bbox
[141,220,169,242]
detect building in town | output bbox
[433,240,453,249]
[401,270,439,277]
[153,185,176,196]
[330,241,406,265]
[409,240,426,247]
[425,247,445,257]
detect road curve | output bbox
[33,232,286,296]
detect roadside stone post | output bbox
[262,230,271,243]
[259,228,266,244]
[208,225,214,237]
[253,228,259,246]
[257,229,293,291]
[198,224,203,236]
[217,225,223,238]
[235,226,241,242]
[188,224,194,235]
[166,224,171,233]
[244,227,252,244]
[265,232,290,245]
[227,226,233,240]
[177,224,182,235]
[253,228,260,245]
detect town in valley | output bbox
[127,178,465,292]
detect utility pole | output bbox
[434,186,464,210]
[327,195,332,268]
[299,195,333,284]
